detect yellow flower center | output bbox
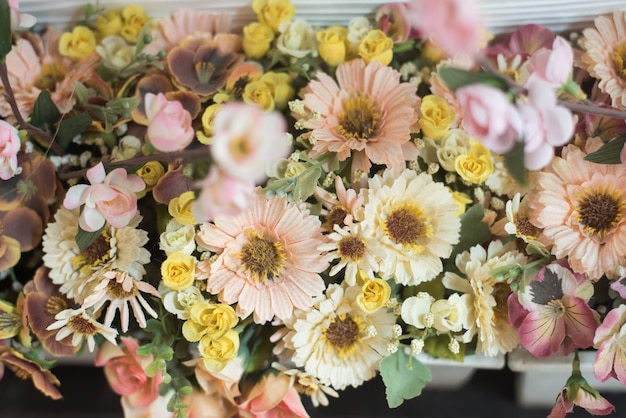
[16,179,38,200]
[612,43,626,79]
[337,95,380,140]
[68,315,98,336]
[46,296,68,316]
[337,235,366,262]
[239,229,287,283]
[323,313,364,358]
[574,185,625,240]
[383,202,434,253]
[71,232,111,275]
[34,63,66,91]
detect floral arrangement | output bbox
[3,0,626,416]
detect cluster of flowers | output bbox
[2,0,626,416]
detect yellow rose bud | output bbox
[188,301,238,340]
[316,26,348,66]
[243,80,275,111]
[182,319,206,342]
[94,10,123,38]
[199,329,240,372]
[252,0,295,33]
[59,26,97,61]
[455,141,494,184]
[196,104,222,145]
[259,72,294,110]
[284,161,306,178]
[168,191,198,225]
[357,278,391,314]
[161,252,196,291]
[121,5,149,43]
[451,191,473,216]
[358,29,393,66]
[136,161,164,192]
[243,22,275,59]
[419,95,456,140]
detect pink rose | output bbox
[95,337,162,409]
[0,120,21,180]
[456,84,522,154]
[145,93,195,152]
[193,166,256,223]
[526,36,573,88]
[406,0,482,56]
[63,162,145,232]
[211,102,290,184]
[238,373,309,418]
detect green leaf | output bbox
[57,113,92,150]
[145,361,160,378]
[30,91,61,131]
[423,334,465,362]
[584,134,626,164]
[380,350,432,408]
[437,67,509,92]
[292,166,322,201]
[503,140,527,186]
[0,0,11,60]
[75,226,104,251]
[453,204,491,256]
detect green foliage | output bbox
[0,0,10,60]
[380,350,432,408]
[449,204,491,262]
[31,91,61,132]
[503,140,527,186]
[437,67,509,92]
[75,226,105,251]
[57,113,93,150]
[423,334,465,362]
[584,134,626,164]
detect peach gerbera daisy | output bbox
[195,191,328,324]
[299,59,419,182]
[580,10,626,107]
[528,144,626,280]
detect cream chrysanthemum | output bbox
[358,168,460,285]
[283,284,395,390]
[442,240,528,357]
[528,144,626,280]
[46,307,118,352]
[42,208,151,304]
[196,192,328,324]
[581,10,626,107]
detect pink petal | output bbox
[518,308,566,357]
[86,162,106,184]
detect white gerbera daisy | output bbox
[283,284,395,390]
[46,307,118,352]
[42,208,151,304]
[358,168,460,285]
[442,240,528,357]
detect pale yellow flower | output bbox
[356,278,391,314]
[196,103,222,145]
[252,0,295,33]
[135,161,164,195]
[243,80,275,111]
[455,141,494,184]
[358,29,393,66]
[161,252,196,291]
[93,10,123,38]
[182,301,238,342]
[199,329,240,372]
[243,22,275,59]
[120,5,149,43]
[59,26,96,61]
[419,95,456,139]
[168,191,198,225]
[451,191,473,216]
[316,26,348,66]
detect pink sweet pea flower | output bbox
[405,0,482,56]
[0,120,21,180]
[63,162,145,232]
[210,102,290,184]
[548,370,615,418]
[237,373,309,418]
[95,337,162,409]
[517,80,575,170]
[508,262,600,358]
[593,304,626,385]
[526,36,573,88]
[456,83,522,154]
[145,93,195,153]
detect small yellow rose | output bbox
[59,26,97,61]
[196,104,223,145]
[358,29,393,66]
[455,141,494,184]
[121,5,149,43]
[161,252,196,291]
[284,161,306,178]
[316,26,348,66]
[168,191,198,225]
[243,22,275,59]
[186,301,238,341]
[357,278,391,314]
[243,80,275,111]
[94,10,123,38]
[199,329,240,372]
[419,95,456,140]
[259,72,294,110]
[252,0,295,33]
[136,161,164,192]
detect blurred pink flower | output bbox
[484,24,554,60]
[63,162,145,232]
[193,166,256,223]
[548,378,615,417]
[374,4,413,43]
[145,93,195,152]
[406,0,482,56]
[0,120,21,180]
[237,373,309,418]
[95,337,162,409]
[508,262,599,358]
[526,36,573,88]
[210,102,289,184]
[456,84,522,154]
[593,304,626,385]
[8,0,35,31]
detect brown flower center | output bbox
[46,296,69,316]
[239,230,286,283]
[337,235,366,262]
[106,280,136,300]
[71,232,111,275]
[383,202,434,253]
[514,213,539,239]
[324,313,363,358]
[575,186,624,240]
[326,205,350,229]
[612,43,626,79]
[491,283,511,325]
[35,63,66,91]
[337,95,380,140]
[68,315,98,336]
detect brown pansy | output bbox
[0,345,62,400]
